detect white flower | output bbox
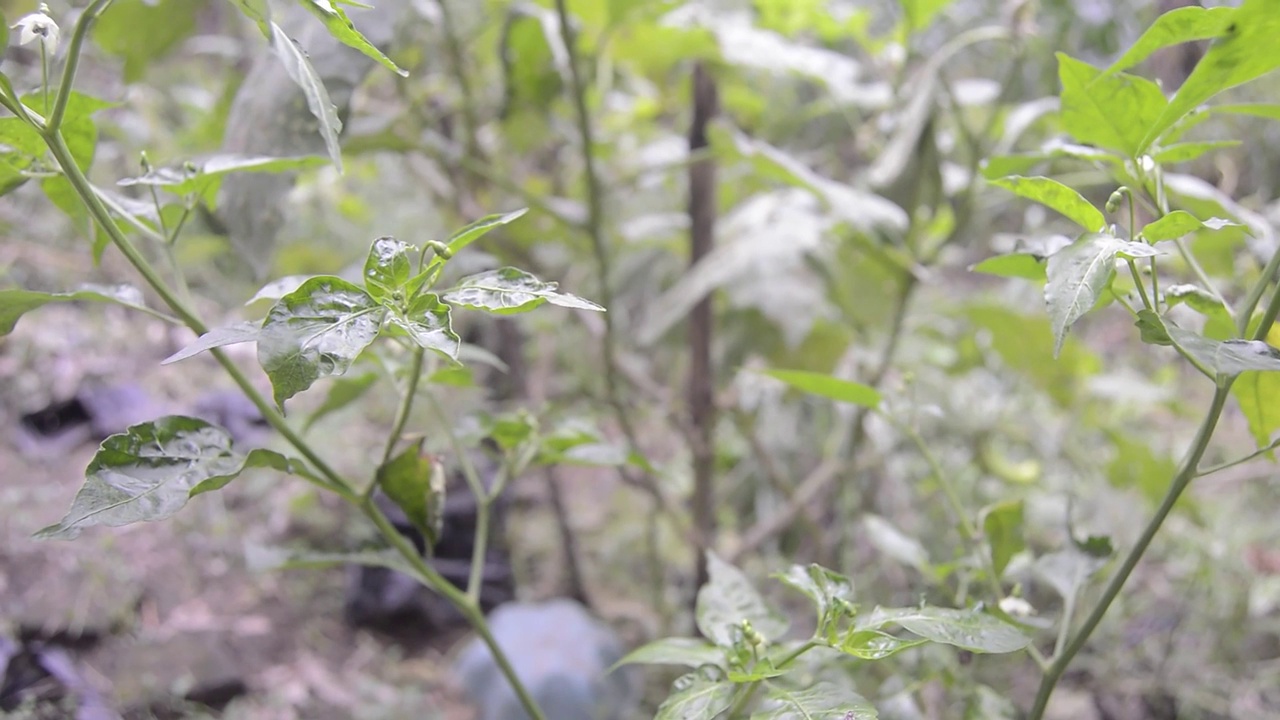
[11,5,60,57]
[999,596,1036,618]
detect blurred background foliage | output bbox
[3,0,1280,717]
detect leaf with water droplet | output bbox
[654,671,735,720]
[257,276,385,409]
[35,417,310,540]
[856,606,1031,653]
[1,284,174,335]
[363,236,416,303]
[441,267,604,315]
[1166,323,1280,376]
[388,292,460,358]
[751,681,878,720]
[696,552,789,648]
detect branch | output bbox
[687,61,719,590]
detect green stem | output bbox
[891,417,1006,603]
[1237,240,1280,335]
[362,498,546,720]
[1126,259,1153,312]
[1250,267,1280,341]
[40,41,49,117]
[552,0,632,446]
[1026,384,1233,719]
[423,392,494,603]
[724,680,762,719]
[434,0,483,167]
[1196,437,1280,477]
[380,347,425,467]
[49,0,114,134]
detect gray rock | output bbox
[454,599,638,720]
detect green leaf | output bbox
[1115,241,1161,259]
[1234,372,1280,450]
[981,500,1024,577]
[751,682,878,720]
[856,606,1032,654]
[162,321,262,364]
[1166,324,1280,376]
[35,417,304,540]
[362,236,416,302]
[269,21,343,171]
[297,0,407,76]
[835,629,927,660]
[613,638,724,670]
[1142,210,1208,242]
[32,92,116,169]
[486,411,538,451]
[118,154,328,205]
[441,267,604,315]
[1135,309,1173,346]
[247,275,314,305]
[654,672,735,720]
[1140,0,1280,153]
[761,369,881,408]
[981,142,1122,180]
[376,439,446,546]
[1164,284,1229,321]
[444,209,528,254]
[967,685,1018,720]
[226,0,273,36]
[989,176,1106,232]
[862,514,931,573]
[1152,140,1241,164]
[0,158,26,198]
[93,0,200,83]
[1103,6,1234,77]
[713,127,908,233]
[0,117,46,157]
[304,370,378,430]
[898,0,952,34]
[388,292,460,358]
[969,253,1046,281]
[246,545,418,576]
[775,564,854,627]
[1057,53,1167,157]
[500,7,563,117]
[696,552,789,648]
[1034,545,1109,604]
[257,276,385,408]
[1044,232,1121,357]
[1214,103,1280,120]
[1108,431,1180,507]
[0,284,173,335]
[967,305,1101,405]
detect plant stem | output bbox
[1251,269,1280,342]
[1196,438,1280,477]
[362,498,545,720]
[892,417,1006,603]
[552,0,634,458]
[1237,238,1280,334]
[380,347,425,467]
[1026,383,1233,719]
[687,61,719,591]
[724,680,762,719]
[434,0,483,168]
[1127,259,1154,311]
[49,0,114,134]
